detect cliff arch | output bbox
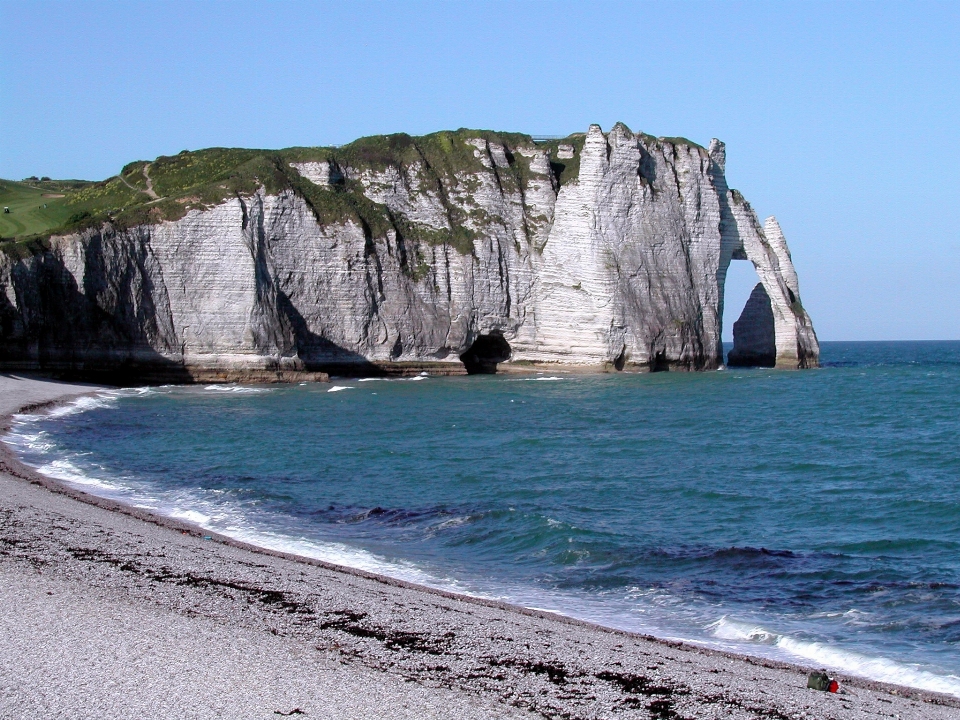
[716,208,820,369]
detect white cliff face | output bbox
[0,125,818,376]
[288,161,342,187]
[534,124,731,368]
[722,203,820,368]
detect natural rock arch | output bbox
[717,212,820,369]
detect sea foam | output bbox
[708,616,960,696]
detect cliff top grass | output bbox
[0,179,92,240]
[0,127,706,257]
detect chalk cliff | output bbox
[0,124,819,379]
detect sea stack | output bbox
[0,124,819,379]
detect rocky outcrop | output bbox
[0,125,818,379]
[725,217,819,369]
[727,284,776,367]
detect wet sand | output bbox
[1,373,957,719]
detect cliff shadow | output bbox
[1,251,196,385]
[275,289,385,377]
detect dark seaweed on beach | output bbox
[595,670,681,697]
[491,657,571,685]
[318,609,453,655]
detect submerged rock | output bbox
[0,125,818,380]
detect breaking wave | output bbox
[708,617,960,696]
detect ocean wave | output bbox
[327,385,355,393]
[356,374,429,383]
[169,508,214,525]
[225,528,463,589]
[44,393,120,419]
[34,458,126,492]
[162,499,472,591]
[11,387,165,426]
[4,428,55,454]
[307,503,479,531]
[707,616,960,696]
[647,544,808,563]
[5,394,121,462]
[11,421,960,698]
[202,385,271,394]
[506,376,568,382]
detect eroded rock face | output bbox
[0,125,819,378]
[728,284,776,368]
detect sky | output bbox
[2,0,958,341]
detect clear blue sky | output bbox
[3,0,958,340]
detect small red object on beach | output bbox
[828,680,839,693]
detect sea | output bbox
[6,341,960,696]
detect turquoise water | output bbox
[7,342,960,694]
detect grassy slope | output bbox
[0,179,87,239]
[0,128,703,258]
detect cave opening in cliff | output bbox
[460,333,512,374]
[650,351,670,372]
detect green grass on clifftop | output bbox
[0,179,90,240]
[1,127,706,258]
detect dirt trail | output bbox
[116,164,159,200]
[142,163,159,200]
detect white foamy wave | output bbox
[113,386,160,397]
[707,616,779,644]
[776,636,960,696]
[434,516,471,530]
[39,393,120,420]
[356,373,428,383]
[328,386,355,393]
[504,376,568,383]
[507,376,567,382]
[202,385,270,394]
[170,508,213,525]
[12,388,155,427]
[707,616,960,696]
[36,458,125,491]
[4,428,55,454]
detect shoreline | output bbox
[0,354,728,386]
[2,373,958,718]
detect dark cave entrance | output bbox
[650,351,670,372]
[459,333,512,374]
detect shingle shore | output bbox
[1,374,957,719]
